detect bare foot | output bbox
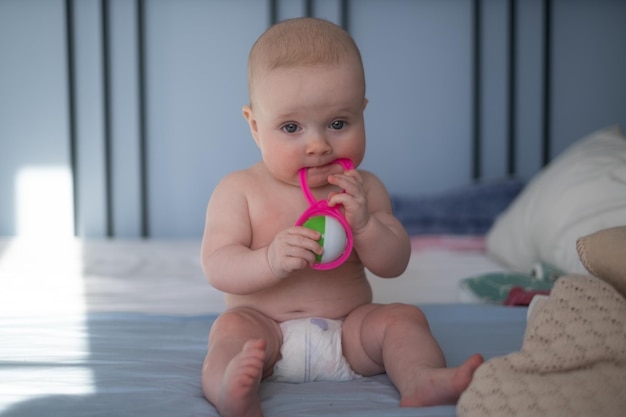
[399,353,484,407]
[217,339,267,417]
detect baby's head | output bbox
[244,18,368,185]
[247,17,365,108]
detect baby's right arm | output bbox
[201,174,278,294]
[200,173,322,295]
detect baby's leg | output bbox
[342,303,483,407]
[202,307,282,417]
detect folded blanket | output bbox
[457,273,626,417]
[459,262,562,305]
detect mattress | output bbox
[0,238,526,417]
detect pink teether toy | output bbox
[295,158,354,270]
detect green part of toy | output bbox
[303,215,347,263]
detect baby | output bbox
[200,17,483,417]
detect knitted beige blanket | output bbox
[458,227,626,417]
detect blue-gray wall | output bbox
[1,0,625,238]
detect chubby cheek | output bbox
[260,143,302,181]
[338,132,366,166]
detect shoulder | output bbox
[214,163,264,192]
[357,169,393,211]
[358,169,387,193]
[208,164,266,210]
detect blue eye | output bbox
[330,120,345,130]
[282,123,299,133]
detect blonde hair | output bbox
[247,17,365,105]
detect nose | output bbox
[305,132,332,156]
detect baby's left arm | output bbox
[328,170,410,277]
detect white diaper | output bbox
[268,317,361,383]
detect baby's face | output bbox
[246,63,367,188]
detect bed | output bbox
[3,0,626,415]
[2,124,626,417]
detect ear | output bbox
[242,105,260,146]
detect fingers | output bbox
[267,227,323,277]
[327,170,366,208]
[327,169,362,195]
[327,170,370,232]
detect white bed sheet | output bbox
[369,247,507,305]
[0,238,220,317]
[0,237,505,317]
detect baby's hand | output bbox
[266,226,323,279]
[327,169,370,233]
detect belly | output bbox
[225,264,373,322]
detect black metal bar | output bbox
[137,0,150,238]
[101,0,114,237]
[65,0,79,236]
[340,0,349,32]
[542,0,552,165]
[269,0,277,26]
[507,0,516,176]
[304,0,313,18]
[472,0,482,180]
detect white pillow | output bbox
[486,126,626,274]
